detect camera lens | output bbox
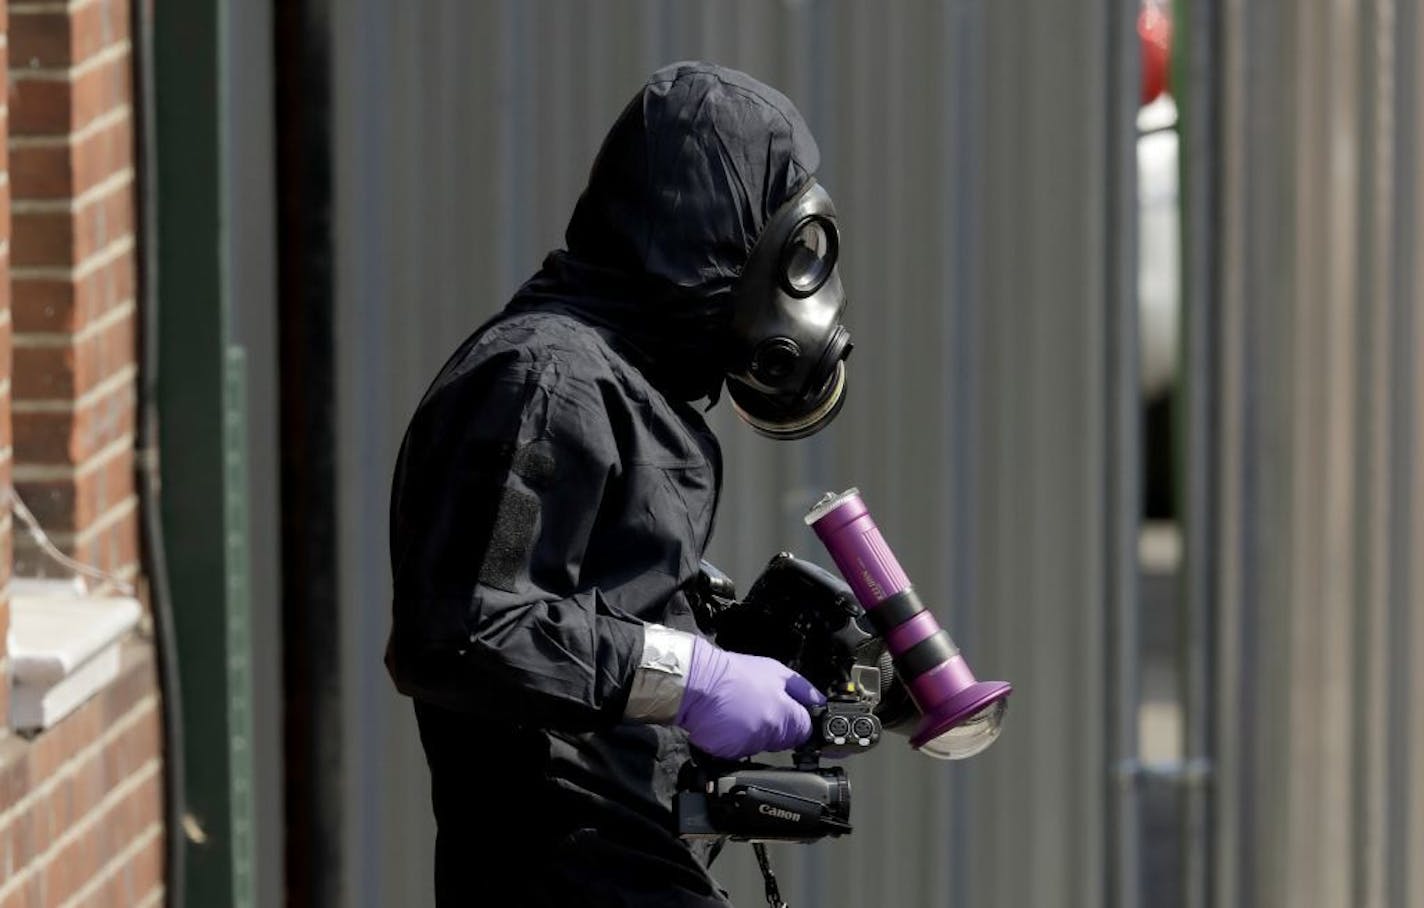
[851,717,876,740]
[919,699,1008,760]
[826,715,851,739]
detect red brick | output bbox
[102,702,156,785]
[73,750,107,821]
[9,12,69,69]
[47,772,75,841]
[13,306,135,400]
[99,179,134,254]
[13,379,136,465]
[89,829,115,894]
[14,444,134,532]
[0,875,43,908]
[28,786,53,862]
[0,814,11,877]
[45,816,107,907]
[11,181,132,269]
[0,317,12,396]
[6,802,38,869]
[11,342,77,399]
[12,477,75,530]
[99,647,156,727]
[78,116,133,197]
[0,104,10,184]
[0,389,12,452]
[66,116,132,200]
[0,749,30,816]
[10,210,73,268]
[10,0,130,70]
[10,278,75,333]
[70,499,139,575]
[10,142,73,200]
[77,181,131,263]
[0,524,11,590]
[113,768,159,847]
[10,78,70,136]
[100,873,128,908]
[13,244,135,332]
[11,48,130,137]
[0,247,11,309]
[96,307,135,382]
[130,827,162,902]
[28,694,102,784]
[71,50,132,134]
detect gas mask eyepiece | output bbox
[782,217,837,294]
[726,180,852,440]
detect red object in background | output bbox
[1139,4,1172,105]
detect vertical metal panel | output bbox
[328,2,1132,906]
[1396,6,1423,905]
[1192,0,1424,905]
[225,2,283,905]
[1104,0,1144,904]
[1176,0,1220,903]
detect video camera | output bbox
[676,489,1013,844]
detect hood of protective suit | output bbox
[508,62,821,401]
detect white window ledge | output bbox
[7,586,142,733]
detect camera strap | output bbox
[752,842,789,908]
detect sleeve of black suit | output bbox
[386,351,649,732]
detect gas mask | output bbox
[725,180,853,440]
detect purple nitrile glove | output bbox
[675,637,827,759]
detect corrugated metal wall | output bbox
[316,1,1424,907]
[326,2,1135,906]
[1185,0,1424,906]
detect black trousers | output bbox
[432,827,733,907]
[417,703,733,907]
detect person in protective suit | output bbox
[387,62,854,906]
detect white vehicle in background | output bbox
[1138,0,1179,404]
[1139,92,1180,403]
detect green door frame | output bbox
[152,1,256,905]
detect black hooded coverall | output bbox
[387,63,821,906]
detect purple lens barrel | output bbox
[806,489,1012,758]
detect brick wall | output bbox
[0,0,11,732]
[0,0,163,904]
[0,647,162,907]
[9,0,138,579]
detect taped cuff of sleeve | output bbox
[624,624,696,724]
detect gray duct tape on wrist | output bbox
[625,623,695,724]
